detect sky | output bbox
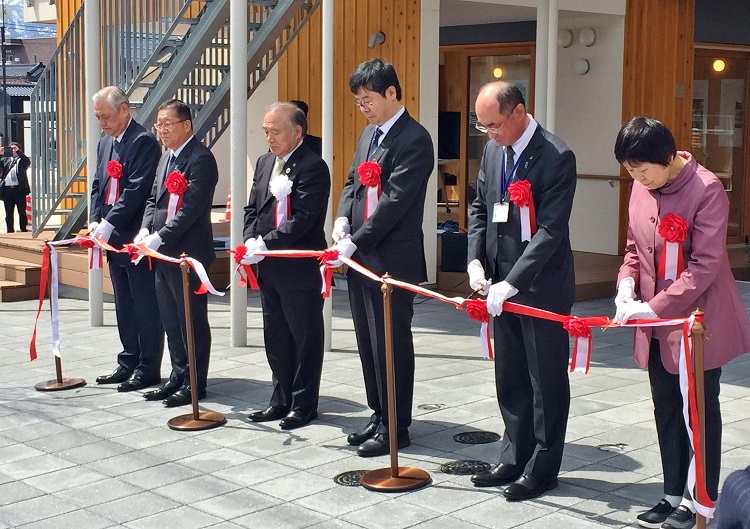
[3,0,56,39]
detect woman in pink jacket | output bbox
[613,117,750,529]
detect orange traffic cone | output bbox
[26,195,32,226]
[221,189,231,222]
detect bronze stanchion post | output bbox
[360,275,430,492]
[691,309,707,529]
[34,355,86,391]
[167,257,226,431]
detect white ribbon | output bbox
[166,194,180,222]
[49,245,61,358]
[365,186,379,220]
[519,206,532,242]
[570,336,590,374]
[479,321,493,359]
[89,247,102,270]
[665,241,679,280]
[275,195,289,228]
[105,179,118,205]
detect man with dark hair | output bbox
[89,86,164,391]
[137,98,219,407]
[466,81,577,500]
[2,141,31,232]
[290,99,322,156]
[329,58,434,457]
[243,102,330,430]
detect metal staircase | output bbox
[29,0,321,239]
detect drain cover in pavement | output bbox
[439,460,491,475]
[417,403,445,411]
[333,470,368,486]
[453,431,501,445]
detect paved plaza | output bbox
[0,283,749,528]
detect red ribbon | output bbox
[318,249,340,298]
[508,180,537,239]
[358,161,382,220]
[657,213,687,280]
[29,244,51,361]
[106,160,123,205]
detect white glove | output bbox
[332,216,351,243]
[87,221,99,234]
[327,238,357,267]
[467,259,491,296]
[614,300,657,325]
[91,219,115,243]
[486,280,519,317]
[615,277,636,306]
[141,232,164,252]
[241,236,267,265]
[133,228,149,245]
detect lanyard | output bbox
[501,151,522,200]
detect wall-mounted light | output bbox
[713,59,726,73]
[493,67,504,79]
[573,59,591,75]
[579,28,597,47]
[368,31,386,49]
[557,29,573,48]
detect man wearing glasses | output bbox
[137,99,219,407]
[466,81,577,500]
[329,58,434,457]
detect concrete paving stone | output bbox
[0,453,76,480]
[56,439,134,465]
[408,514,491,529]
[562,461,654,494]
[399,479,497,515]
[0,481,46,507]
[193,488,282,520]
[84,451,169,478]
[213,459,300,488]
[152,474,241,504]
[451,494,554,529]
[168,446,257,473]
[306,520,367,529]
[0,412,44,432]
[112,424,192,450]
[232,502,330,529]
[268,444,352,471]
[85,417,155,439]
[521,510,628,529]
[86,491,180,524]
[23,465,109,493]
[0,443,44,464]
[27,428,103,453]
[16,509,117,529]
[0,494,77,527]
[1,420,73,443]
[569,490,656,527]
[253,470,338,502]
[56,409,127,429]
[292,484,387,518]
[117,461,204,490]
[195,421,281,448]
[123,505,224,529]
[52,477,145,509]
[339,497,442,529]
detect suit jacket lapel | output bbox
[158,137,194,200]
[513,126,544,181]
[99,136,115,194]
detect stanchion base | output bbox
[360,467,431,492]
[168,411,227,431]
[34,378,86,392]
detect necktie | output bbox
[505,145,515,181]
[368,128,383,159]
[271,157,285,179]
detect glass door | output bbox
[693,50,750,243]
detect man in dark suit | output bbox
[466,81,576,500]
[2,142,31,233]
[290,100,322,156]
[89,86,164,392]
[243,102,330,430]
[137,99,219,408]
[330,58,434,457]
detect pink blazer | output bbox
[617,152,750,374]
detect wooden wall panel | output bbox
[619,0,695,252]
[278,0,423,210]
[57,0,83,41]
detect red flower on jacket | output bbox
[106,160,123,179]
[464,299,490,323]
[165,171,188,195]
[508,180,532,207]
[358,161,382,187]
[658,213,688,243]
[563,316,591,338]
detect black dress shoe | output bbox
[503,473,558,501]
[143,382,180,401]
[96,366,132,385]
[357,432,410,457]
[248,405,289,422]
[162,388,206,408]
[117,375,160,392]
[347,415,381,446]
[471,464,522,487]
[279,410,318,430]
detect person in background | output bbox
[613,116,750,529]
[2,142,31,233]
[290,99,322,156]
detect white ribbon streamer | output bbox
[166,194,180,222]
[365,186,379,220]
[520,206,532,242]
[665,241,679,280]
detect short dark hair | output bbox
[349,58,402,100]
[157,99,192,124]
[290,99,309,116]
[614,116,677,166]
[492,82,525,116]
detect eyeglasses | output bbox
[475,106,516,134]
[353,100,374,111]
[154,119,188,131]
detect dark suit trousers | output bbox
[259,283,324,413]
[347,271,416,435]
[3,186,26,232]
[493,312,570,479]
[648,339,721,500]
[154,261,211,392]
[108,256,164,378]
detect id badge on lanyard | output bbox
[492,150,521,224]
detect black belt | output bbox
[4,184,17,188]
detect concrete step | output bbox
[0,279,39,302]
[0,256,41,285]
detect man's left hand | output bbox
[241,236,267,265]
[326,238,357,267]
[91,219,115,243]
[486,280,519,317]
[141,232,164,252]
[614,300,657,325]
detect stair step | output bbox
[0,256,41,285]
[0,279,40,302]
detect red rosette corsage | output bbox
[464,299,490,324]
[106,160,123,179]
[658,213,688,243]
[508,180,532,207]
[77,238,95,249]
[319,248,340,266]
[562,315,592,339]
[357,161,382,187]
[165,171,188,195]
[233,244,248,265]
